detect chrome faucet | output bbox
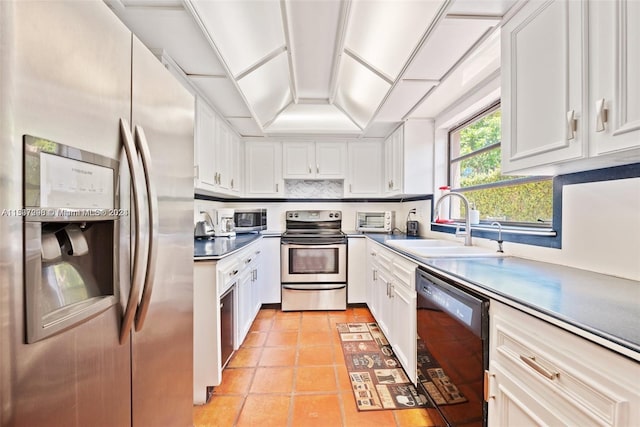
[491,221,504,253]
[434,192,473,246]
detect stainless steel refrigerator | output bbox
[0,1,194,426]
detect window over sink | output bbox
[447,102,553,227]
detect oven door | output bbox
[281,242,346,283]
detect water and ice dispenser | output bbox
[23,136,121,343]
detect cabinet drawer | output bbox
[491,301,640,426]
[391,256,416,289]
[370,244,393,272]
[217,259,240,294]
[240,248,260,270]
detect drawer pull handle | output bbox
[520,355,558,380]
[230,269,238,277]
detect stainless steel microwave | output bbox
[233,209,267,233]
[356,211,395,233]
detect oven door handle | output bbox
[281,242,345,248]
[282,284,346,291]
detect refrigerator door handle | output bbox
[119,119,146,344]
[133,125,159,331]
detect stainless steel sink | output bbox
[385,239,504,258]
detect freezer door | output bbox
[1,1,132,426]
[129,36,195,427]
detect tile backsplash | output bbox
[284,179,344,198]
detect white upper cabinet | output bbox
[501,0,587,175]
[214,119,242,194]
[194,96,242,196]
[589,0,640,157]
[194,97,217,191]
[245,141,283,197]
[502,0,640,176]
[346,141,382,196]
[384,120,434,196]
[282,141,346,179]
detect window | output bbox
[447,103,553,226]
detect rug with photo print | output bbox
[336,322,432,411]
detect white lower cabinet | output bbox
[488,300,640,426]
[235,242,262,347]
[366,239,418,384]
[193,238,263,404]
[347,237,366,303]
[260,236,281,304]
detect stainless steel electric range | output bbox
[280,210,347,311]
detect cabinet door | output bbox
[236,269,252,346]
[316,142,345,178]
[227,132,241,193]
[347,141,382,196]
[347,238,366,303]
[195,98,216,189]
[260,237,281,303]
[390,281,417,384]
[215,120,231,190]
[375,269,393,339]
[501,0,587,174]
[365,243,379,316]
[250,245,262,319]
[384,128,403,195]
[283,142,314,178]
[245,141,283,196]
[589,0,640,156]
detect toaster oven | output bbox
[356,211,395,233]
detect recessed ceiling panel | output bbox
[376,79,438,121]
[267,104,360,134]
[189,76,252,117]
[334,55,391,128]
[345,0,445,79]
[404,18,497,80]
[410,30,500,118]
[286,0,341,100]
[108,7,225,75]
[237,53,292,125]
[190,0,285,76]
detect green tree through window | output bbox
[449,105,553,225]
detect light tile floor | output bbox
[193,307,442,427]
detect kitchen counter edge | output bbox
[366,233,640,361]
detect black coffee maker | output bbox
[406,209,419,236]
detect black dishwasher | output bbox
[416,267,489,427]
[220,286,235,368]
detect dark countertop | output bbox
[194,233,263,260]
[366,234,640,359]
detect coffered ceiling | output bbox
[106,0,519,138]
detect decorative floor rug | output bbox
[336,322,432,411]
